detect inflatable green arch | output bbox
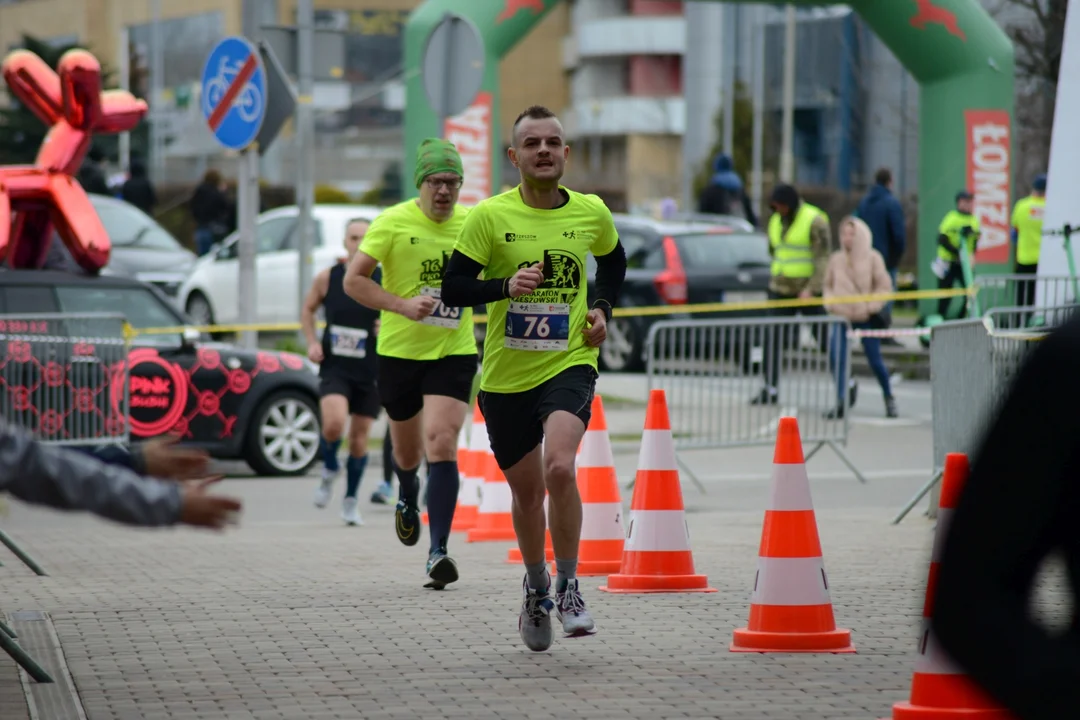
[403,0,1015,307]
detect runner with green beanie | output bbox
[343,138,477,590]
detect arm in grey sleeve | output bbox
[0,421,183,527]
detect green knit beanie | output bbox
[414,138,464,188]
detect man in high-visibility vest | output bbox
[929,190,981,319]
[1011,173,1046,309]
[752,183,833,406]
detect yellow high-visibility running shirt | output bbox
[1012,194,1046,266]
[453,186,619,394]
[358,199,476,360]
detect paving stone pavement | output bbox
[0,417,1070,719]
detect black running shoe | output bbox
[395,499,421,546]
[423,546,459,590]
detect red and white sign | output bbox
[443,91,493,207]
[965,110,1012,264]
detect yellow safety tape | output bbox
[129,287,973,337]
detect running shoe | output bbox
[394,499,421,546]
[313,469,336,509]
[423,545,459,590]
[555,578,597,637]
[518,575,555,652]
[341,496,363,526]
[370,481,393,505]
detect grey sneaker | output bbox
[555,579,597,637]
[518,575,555,652]
[313,469,336,509]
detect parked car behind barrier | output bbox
[0,270,322,477]
[597,215,773,372]
[43,194,198,299]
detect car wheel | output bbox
[599,315,644,373]
[244,390,321,476]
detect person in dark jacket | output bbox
[189,169,232,256]
[0,418,241,529]
[931,308,1080,720]
[698,152,759,227]
[855,168,906,342]
[76,146,110,196]
[121,157,157,216]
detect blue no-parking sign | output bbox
[201,36,267,151]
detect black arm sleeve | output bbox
[937,233,953,251]
[931,316,1080,720]
[441,250,508,307]
[591,240,627,322]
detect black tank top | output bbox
[320,262,380,376]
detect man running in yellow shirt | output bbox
[442,106,627,652]
[343,139,477,590]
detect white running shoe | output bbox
[518,575,555,652]
[341,496,362,526]
[313,469,336,509]
[555,578,597,637]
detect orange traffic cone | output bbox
[452,409,485,532]
[561,395,624,576]
[599,389,715,594]
[730,416,854,653]
[507,495,554,563]
[466,431,516,543]
[883,453,1012,719]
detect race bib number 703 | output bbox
[504,301,570,351]
[419,286,462,329]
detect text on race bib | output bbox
[329,325,368,358]
[419,286,461,329]
[504,301,570,351]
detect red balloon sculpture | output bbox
[0,49,147,272]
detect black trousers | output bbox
[938,262,966,318]
[763,291,826,390]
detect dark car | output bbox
[42,194,197,299]
[595,215,773,372]
[0,270,322,476]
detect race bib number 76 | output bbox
[504,301,570,351]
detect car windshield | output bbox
[673,232,772,269]
[54,284,186,346]
[90,196,185,251]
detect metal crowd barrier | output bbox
[974,274,1076,316]
[892,310,1072,524]
[644,315,865,489]
[0,313,131,447]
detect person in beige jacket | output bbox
[823,216,898,418]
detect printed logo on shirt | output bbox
[505,232,538,243]
[417,251,452,287]
[562,229,594,242]
[515,248,582,304]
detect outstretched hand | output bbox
[179,476,242,530]
[142,434,210,480]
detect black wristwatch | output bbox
[591,299,613,322]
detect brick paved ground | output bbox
[0,381,1067,719]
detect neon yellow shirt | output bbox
[359,199,476,360]
[453,186,619,394]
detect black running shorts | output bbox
[376,353,477,422]
[318,371,381,419]
[478,363,598,471]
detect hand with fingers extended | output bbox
[400,294,438,321]
[508,262,545,298]
[179,476,243,530]
[140,434,211,481]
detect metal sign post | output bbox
[201,36,268,350]
[295,0,315,344]
[422,14,485,137]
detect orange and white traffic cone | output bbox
[451,408,485,532]
[730,416,854,653]
[557,394,624,576]
[883,453,1012,719]
[599,389,715,594]
[466,434,517,543]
